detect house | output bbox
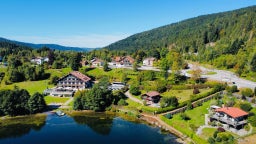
[210,107,248,129]
[57,71,92,90]
[91,58,104,67]
[143,57,156,66]
[31,57,49,65]
[141,91,161,104]
[112,56,135,67]
[108,82,126,90]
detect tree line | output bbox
[0,87,46,116]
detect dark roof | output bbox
[58,71,91,83]
[215,107,248,118]
[70,71,91,82]
[143,91,160,97]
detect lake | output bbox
[0,113,180,144]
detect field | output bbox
[84,67,138,82]
[44,96,70,105]
[160,100,212,144]
[0,68,72,95]
[162,88,213,103]
[0,79,54,95]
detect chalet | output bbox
[210,107,248,129]
[111,56,135,67]
[141,91,161,104]
[57,71,92,90]
[143,57,156,66]
[91,58,104,67]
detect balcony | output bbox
[210,114,247,127]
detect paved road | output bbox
[186,63,256,89]
[109,63,256,89]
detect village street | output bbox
[110,63,256,89]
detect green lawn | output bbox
[200,128,216,140]
[0,79,54,95]
[124,99,143,110]
[162,88,213,103]
[0,68,72,95]
[160,100,213,144]
[44,96,70,105]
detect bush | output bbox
[129,84,141,96]
[160,96,178,108]
[117,99,128,106]
[254,87,256,96]
[213,131,218,138]
[189,123,197,131]
[217,127,225,132]
[180,113,190,120]
[186,100,193,110]
[241,88,254,97]
[193,87,200,94]
[48,75,59,85]
[165,113,172,119]
[240,102,252,112]
[216,137,222,142]
[208,137,215,144]
[244,124,250,131]
[248,115,256,127]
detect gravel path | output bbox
[124,91,143,104]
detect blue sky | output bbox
[1,0,256,48]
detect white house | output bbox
[143,57,155,66]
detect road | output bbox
[109,63,256,89]
[124,91,143,104]
[186,63,256,89]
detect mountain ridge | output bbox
[0,37,97,52]
[106,5,256,52]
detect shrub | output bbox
[160,96,178,108]
[241,88,254,97]
[240,102,252,112]
[193,87,200,94]
[117,99,128,106]
[180,113,190,120]
[165,113,172,119]
[216,137,222,142]
[217,127,225,132]
[244,124,250,131]
[248,115,256,127]
[208,137,215,144]
[189,123,197,131]
[48,75,59,85]
[129,84,141,96]
[213,131,218,138]
[254,87,256,96]
[186,100,193,110]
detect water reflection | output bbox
[0,115,46,139]
[71,114,114,135]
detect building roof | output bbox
[215,107,248,118]
[92,58,103,63]
[144,91,160,97]
[124,56,135,63]
[58,71,91,83]
[144,57,156,61]
[70,71,91,82]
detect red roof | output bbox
[215,107,248,118]
[70,71,91,82]
[145,91,160,97]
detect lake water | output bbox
[0,113,180,144]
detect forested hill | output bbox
[0,37,96,52]
[106,6,256,53]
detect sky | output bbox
[0,0,256,48]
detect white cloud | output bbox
[4,34,130,48]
